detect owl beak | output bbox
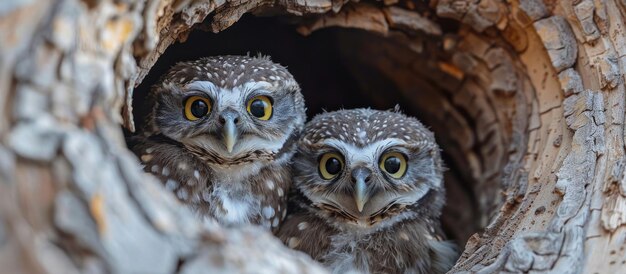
[223,118,237,153]
[354,178,369,213]
[352,167,371,213]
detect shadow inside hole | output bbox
[131,14,481,246]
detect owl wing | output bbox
[129,134,210,205]
[277,190,337,261]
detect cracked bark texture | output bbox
[1,0,625,273]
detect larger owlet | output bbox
[130,55,306,231]
[277,108,458,273]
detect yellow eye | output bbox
[379,152,407,179]
[246,95,273,120]
[184,96,211,121]
[319,152,344,180]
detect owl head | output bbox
[145,55,306,165]
[293,108,445,227]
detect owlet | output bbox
[131,55,306,232]
[277,108,457,273]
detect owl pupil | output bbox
[191,100,208,117]
[384,157,401,173]
[250,100,266,117]
[325,158,341,175]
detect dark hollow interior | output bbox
[131,15,482,246]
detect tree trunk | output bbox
[0,0,624,273]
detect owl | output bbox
[277,108,458,273]
[130,55,306,231]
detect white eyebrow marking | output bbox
[185,81,217,93]
[319,138,407,166]
[232,81,274,94]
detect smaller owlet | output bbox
[130,55,306,231]
[277,108,458,273]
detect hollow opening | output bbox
[130,11,523,249]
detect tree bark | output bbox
[1,0,625,273]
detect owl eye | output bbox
[184,96,211,121]
[318,152,344,180]
[379,152,407,179]
[246,95,273,120]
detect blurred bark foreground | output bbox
[0,0,625,273]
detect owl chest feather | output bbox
[203,167,257,222]
[321,233,403,274]
[324,232,371,274]
[209,183,259,225]
[201,161,290,229]
[318,216,449,274]
[135,138,290,228]
[208,163,265,224]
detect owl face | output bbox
[147,56,305,165]
[293,108,444,227]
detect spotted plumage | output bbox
[278,108,458,273]
[130,55,305,231]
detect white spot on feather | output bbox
[165,179,179,191]
[176,188,189,200]
[357,130,367,142]
[193,170,200,180]
[288,237,301,248]
[262,206,275,219]
[298,222,309,230]
[399,232,410,241]
[266,180,275,190]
